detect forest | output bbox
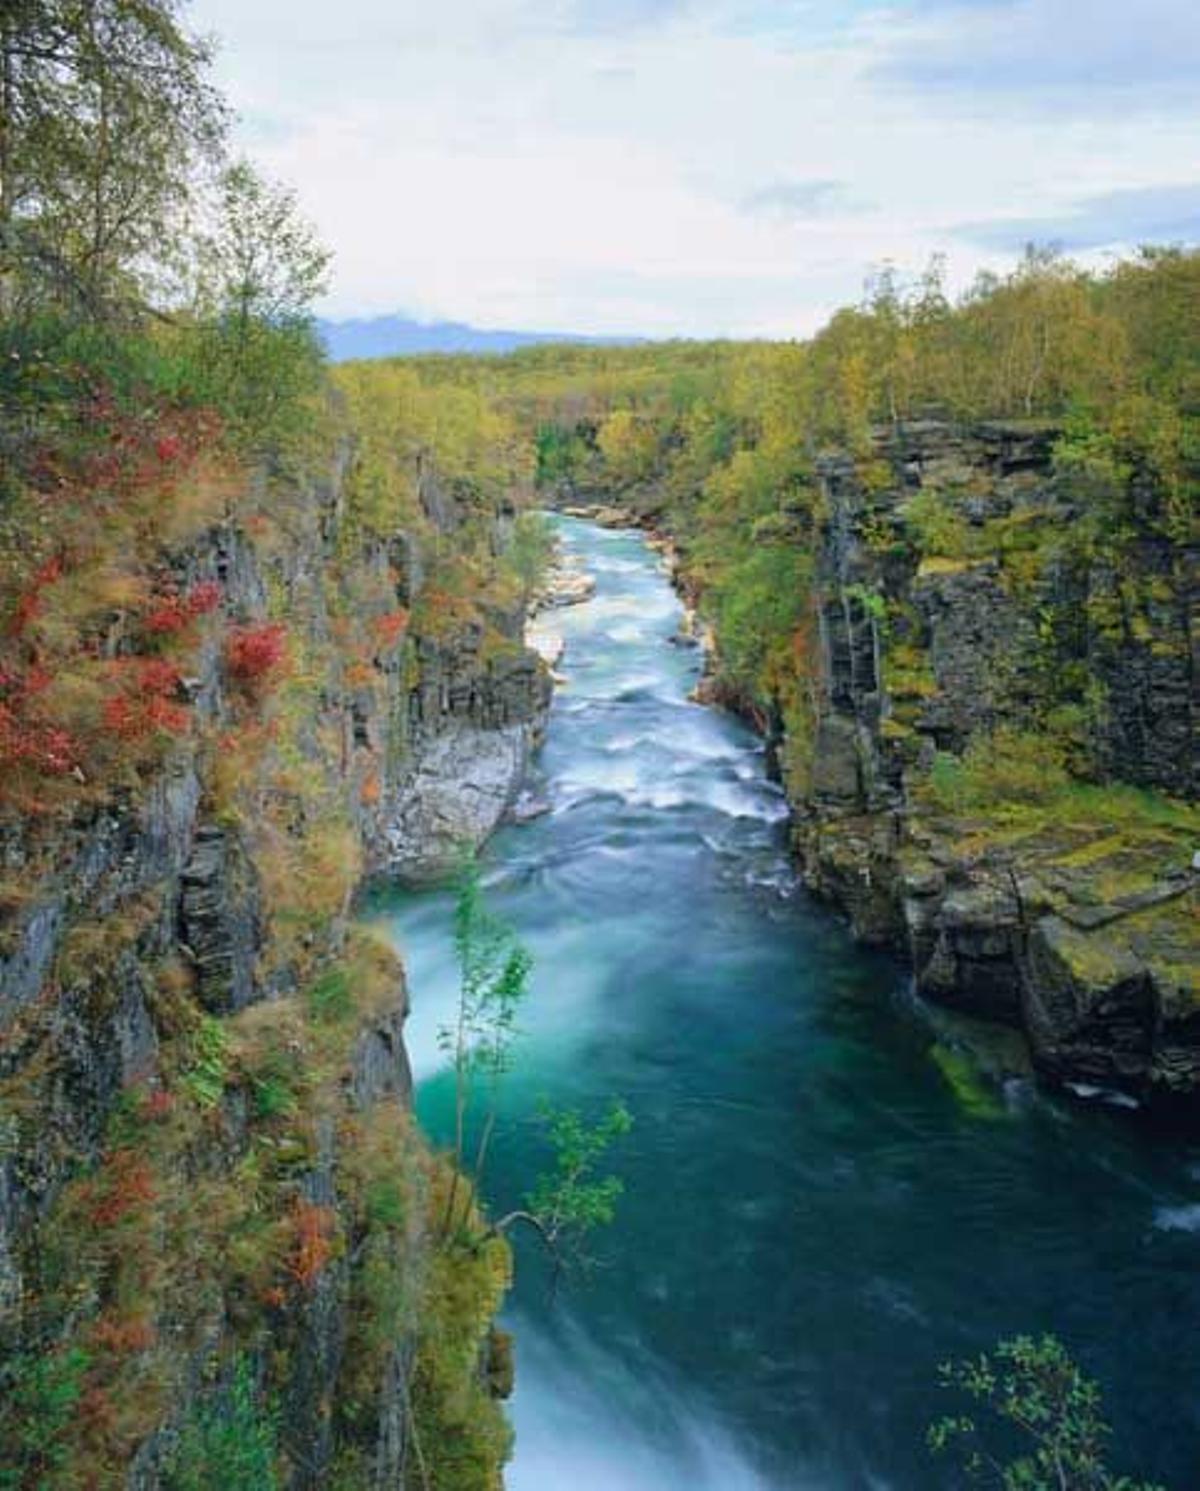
[341,244,1198,821]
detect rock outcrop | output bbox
[791,420,1198,1109]
[370,624,549,881]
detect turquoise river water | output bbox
[373,517,1200,1490]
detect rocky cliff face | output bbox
[0,426,545,1485]
[560,418,1197,1110]
[369,625,548,883]
[792,421,1197,1109]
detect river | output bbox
[371,516,1200,1489]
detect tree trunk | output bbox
[0,11,15,316]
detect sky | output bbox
[188,0,1200,339]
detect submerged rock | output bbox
[509,791,553,824]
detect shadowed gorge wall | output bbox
[0,383,546,1486]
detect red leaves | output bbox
[187,580,222,616]
[0,379,235,815]
[0,666,78,777]
[286,1202,336,1289]
[102,659,189,741]
[0,701,77,775]
[71,401,222,499]
[8,555,64,637]
[142,599,190,635]
[138,1088,174,1123]
[141,579,222,636]
[225,622,287,694]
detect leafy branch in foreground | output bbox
[438,857,532,1238]
[928,1334,1163,1490]
[490,1100,633,1274]
[437,857,632,1273]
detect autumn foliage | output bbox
[0,383,234,811]
[286,1202,336,1289]
[371,607,409,649]
[141,580,222,637]
[102,659,190,741]
[225,623,288,694]
[84,1150,158,1231]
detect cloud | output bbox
[741,179,869,219]
[188,0,1200,336]
[562,0,691,35]
[951,181,1200,252]
[872,0,1200,110]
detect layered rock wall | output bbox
[0,427,544,1484]
[793,421,1198,1106]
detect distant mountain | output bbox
[317,314,640,363]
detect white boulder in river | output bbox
[380,722,536,883]
[538,566,595,609]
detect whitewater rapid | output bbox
[374,517,1200,1490]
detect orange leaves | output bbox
[372,607,409,650]
[789,614,820,680]
[84,1149,157,1231]
[286,1202,336,1289]
[89,1313,157,1357]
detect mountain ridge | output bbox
[318,313,644,362]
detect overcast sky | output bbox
[189,0,1200,338]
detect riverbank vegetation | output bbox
[377,246,1196,753]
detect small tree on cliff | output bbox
[929,1334,1163,1490]
[192,158,331,442]
[438,857,632,1271]
[487,1099,633,1279]
[439,857,532,1236]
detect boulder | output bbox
[378,722,536,883]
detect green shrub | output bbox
[0,1346,92,1490]
[308,966,353,1024]
[926,730,1070,814]
[167,1358,279,1491]
[905,488,972,559]
[182,1017,230,1110]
